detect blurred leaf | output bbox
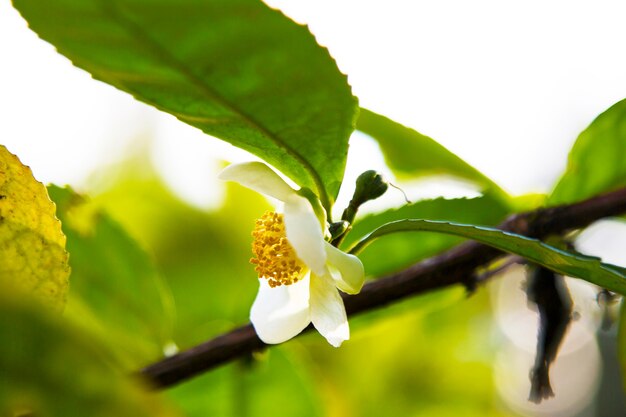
[165,366,232,417]
[240,348,323,417]
[12,0,357,210]
[509,192,546,212]
[0,145,69,312]
[350,219,626,295]
[356,108,508,200]
[309,289,511,417]
[550,99,626,205]
[47,185,174,368]
[0,294,180,417]
[92,162,271,348]
[617,298,626,391]
[341,194,510,276]
[168,348,322,417]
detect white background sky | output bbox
[4,0,626,203]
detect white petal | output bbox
[309,271,349,347]
[250,277,311,344]
[218,162,296,202]
[284,196,327,276]
[324,242,365,295]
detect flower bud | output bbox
[352,170,388,206]
[340,170,389,226]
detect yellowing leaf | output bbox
[0,145,69,312]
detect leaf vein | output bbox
[98,0,329,206]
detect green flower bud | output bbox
[352,170,388,205]
[340,171,389,227]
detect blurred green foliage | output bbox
[48,185,175,369]
[319,289,510,417]
[91,160,269,349]
[167,348,323,417]
[165,285,511,416]
[550,98,626,205]
[83,154,514,416]
[0,292,180,417]
[617,299,626,391]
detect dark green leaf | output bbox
[341,194,510,276]
[48,185,174,368]
[349,219,626,295]
[356,108,508,200]
[0,295,179,417]
[550,99,626,205]
[13,0,358,209]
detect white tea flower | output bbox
[219,162,364,347]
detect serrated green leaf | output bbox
[356,108,508,200]
[0,145,70,312]
[349,219,626,295]
[550,99,626,205]
[341,194,510,276]
[48,185,175,368]
[0,295,180,417]
[12,0,358,210]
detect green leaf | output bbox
[349,219,626,295]
[12,0,358,210]
[356,108,508,200]
[550,99,626,205]
[47,185,175,368]
[341,194,510,276]
[0,145,70,312]
[0,295,180,417]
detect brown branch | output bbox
[140,187,626,389]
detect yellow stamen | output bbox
[251,211,306,287]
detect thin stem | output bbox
[139,187,626,389]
